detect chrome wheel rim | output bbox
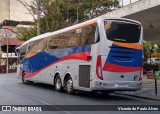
[67,79,73,92]
[56,78,61,90]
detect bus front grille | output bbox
[79,65,90,88]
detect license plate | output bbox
[115,83,129,87]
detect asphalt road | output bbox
[0,73,160,114]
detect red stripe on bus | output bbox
[103,62,141,72]
[24,52,91,78]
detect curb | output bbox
[115,92,160,101]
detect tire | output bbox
[66,76,74,94]
[55,75,63,92]
[22,72,29,84]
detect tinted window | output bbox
[105,21,141,43]
[48,29,81,50]
[48,23,97,50]
[80,24,97,45]
[26,38,50,53]
[27,41,36,53]
[19,44,27,60]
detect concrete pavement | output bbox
[117,75,160,101]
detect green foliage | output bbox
[144,41,160,63]
[18,0,119,41]
[17,27,37,41]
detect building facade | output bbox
[0,21,25,73]
[0,0,34,23]
[0,0,34,73]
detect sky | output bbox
[119,0,140,6]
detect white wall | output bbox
[0,0,10,23]
[0,0,34,23]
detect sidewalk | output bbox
[117,75,160,101]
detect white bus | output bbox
[16,16,143,94]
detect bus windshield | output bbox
[19,44,27,61]
[105,20,141,43]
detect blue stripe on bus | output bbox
[106,44,143,67]
[20,45,91,73]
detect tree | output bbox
[17,0,120,41]
[16,27,37,41]
[144,41,160,63]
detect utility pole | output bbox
[36,0,40,35]
[6,0,11,73]
[6,37,9,73]
[122,0,124,7]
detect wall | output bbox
[0,0,34,23]
[0,0,10,23]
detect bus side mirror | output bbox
[15,48,20,56]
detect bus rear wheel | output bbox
[66,76,74,94]
[55,75,63,92]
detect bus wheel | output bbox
[55,75,62,92]
[22,72,28,84]
[66,76,74,94]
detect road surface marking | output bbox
[4,86,72,114]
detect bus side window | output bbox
[27,41,37,53]
[36,38,50,52]
[65,29,81,47]
[48,35,61,50]
[30,40,38,52]
[80,24,97,46]
[28,38,49,52]
[48,29,81,50]
[95,26,100,43]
